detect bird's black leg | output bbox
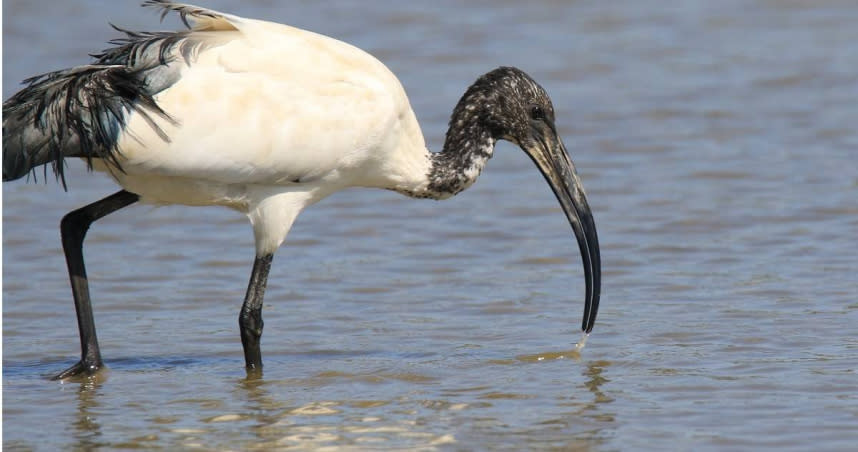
[53,190,139,380]
[239,253,274,373]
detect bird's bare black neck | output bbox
[423,90,496,200]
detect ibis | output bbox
[3,1,601,379]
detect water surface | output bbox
[4,0,857,450]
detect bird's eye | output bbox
[530,105,545,121]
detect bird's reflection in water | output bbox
[233,373,299,446]
[584,360,614,407]
[549,359,616,450]
[235,373,288,414]
[70,376,106,450]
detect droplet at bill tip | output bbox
[574,332,589,352]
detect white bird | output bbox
[3,0,600,379]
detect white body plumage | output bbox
[105,10,431,254]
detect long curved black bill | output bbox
[524,125,601,334]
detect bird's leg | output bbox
[239,253,274,372]
[54,190,139,380]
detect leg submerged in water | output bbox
[239,253,274,373]
[54,190,139,380]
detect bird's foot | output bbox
[52,359,104,381]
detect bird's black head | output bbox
[451,66,602,337]
[454,66,556,146]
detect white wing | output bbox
[117,3,428,190]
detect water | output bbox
[3,0,857,450]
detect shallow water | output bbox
[3,0,857,450]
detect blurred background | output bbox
[4,1,857,450]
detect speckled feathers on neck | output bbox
[424,67,556,199]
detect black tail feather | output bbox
[2,1,221,189]
[2,64,171,189]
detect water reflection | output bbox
[70,378,105,450]
[232,377,292,448]
[556,361,615,449]
[49,357,615,450]
[235,375,280,411]
[584,360,614,406]
[231,373,459,448]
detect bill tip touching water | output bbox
[575,332,589,353]
[3,0,601,378]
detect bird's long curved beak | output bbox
[523,123,601,334]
